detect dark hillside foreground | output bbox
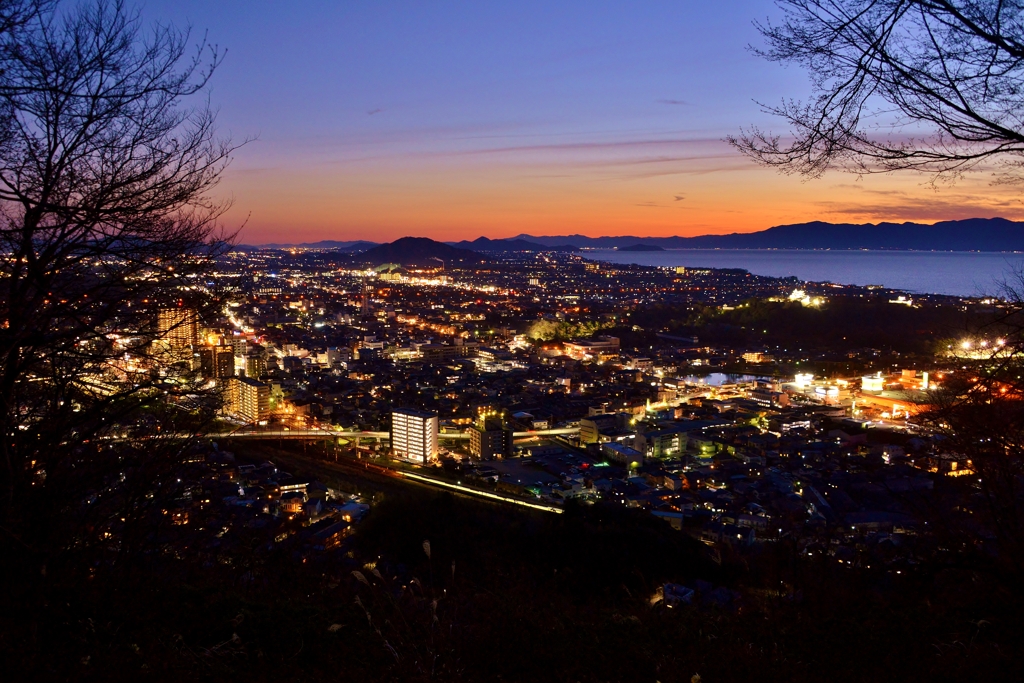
[4,492,1023,682]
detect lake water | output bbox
[578,249,1024,297]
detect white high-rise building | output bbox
[390,408,439,463]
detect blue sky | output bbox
[138,1,1023,243]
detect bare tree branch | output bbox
[728,1,1024,179]
[0,0,239,586]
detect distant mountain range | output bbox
[239,217,1024,252]
[447,236,577,252]
[511,217,1024,251]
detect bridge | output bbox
[221,427,580,441]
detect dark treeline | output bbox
[4,491,1021,682]
[631,297,987,355]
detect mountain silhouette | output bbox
[359,237,488,265]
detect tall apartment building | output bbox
[224,376,270,424]
[361,281,375,317]
[198,345,236,379]
[469,415,512,460]
[390,408,439,463]
[158,307,199,348]
[222,337,247,375]
[245,353,267,380]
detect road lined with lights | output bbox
[100,426,575,512]
[99,426,580,443]
[216,428,576,512]
[398,470,563,513]
[223,427,580,441]
[230,440,565,514]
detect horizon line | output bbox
[243,216,1019,247]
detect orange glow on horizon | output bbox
[220,144,1024,244]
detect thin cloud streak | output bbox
[816,196,1024,221]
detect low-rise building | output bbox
[563,335,620,361]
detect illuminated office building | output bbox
[390,408,438,463]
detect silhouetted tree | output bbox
[730,1,1024,179]
[0,0,233,614]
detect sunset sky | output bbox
[144,1,1024,244]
